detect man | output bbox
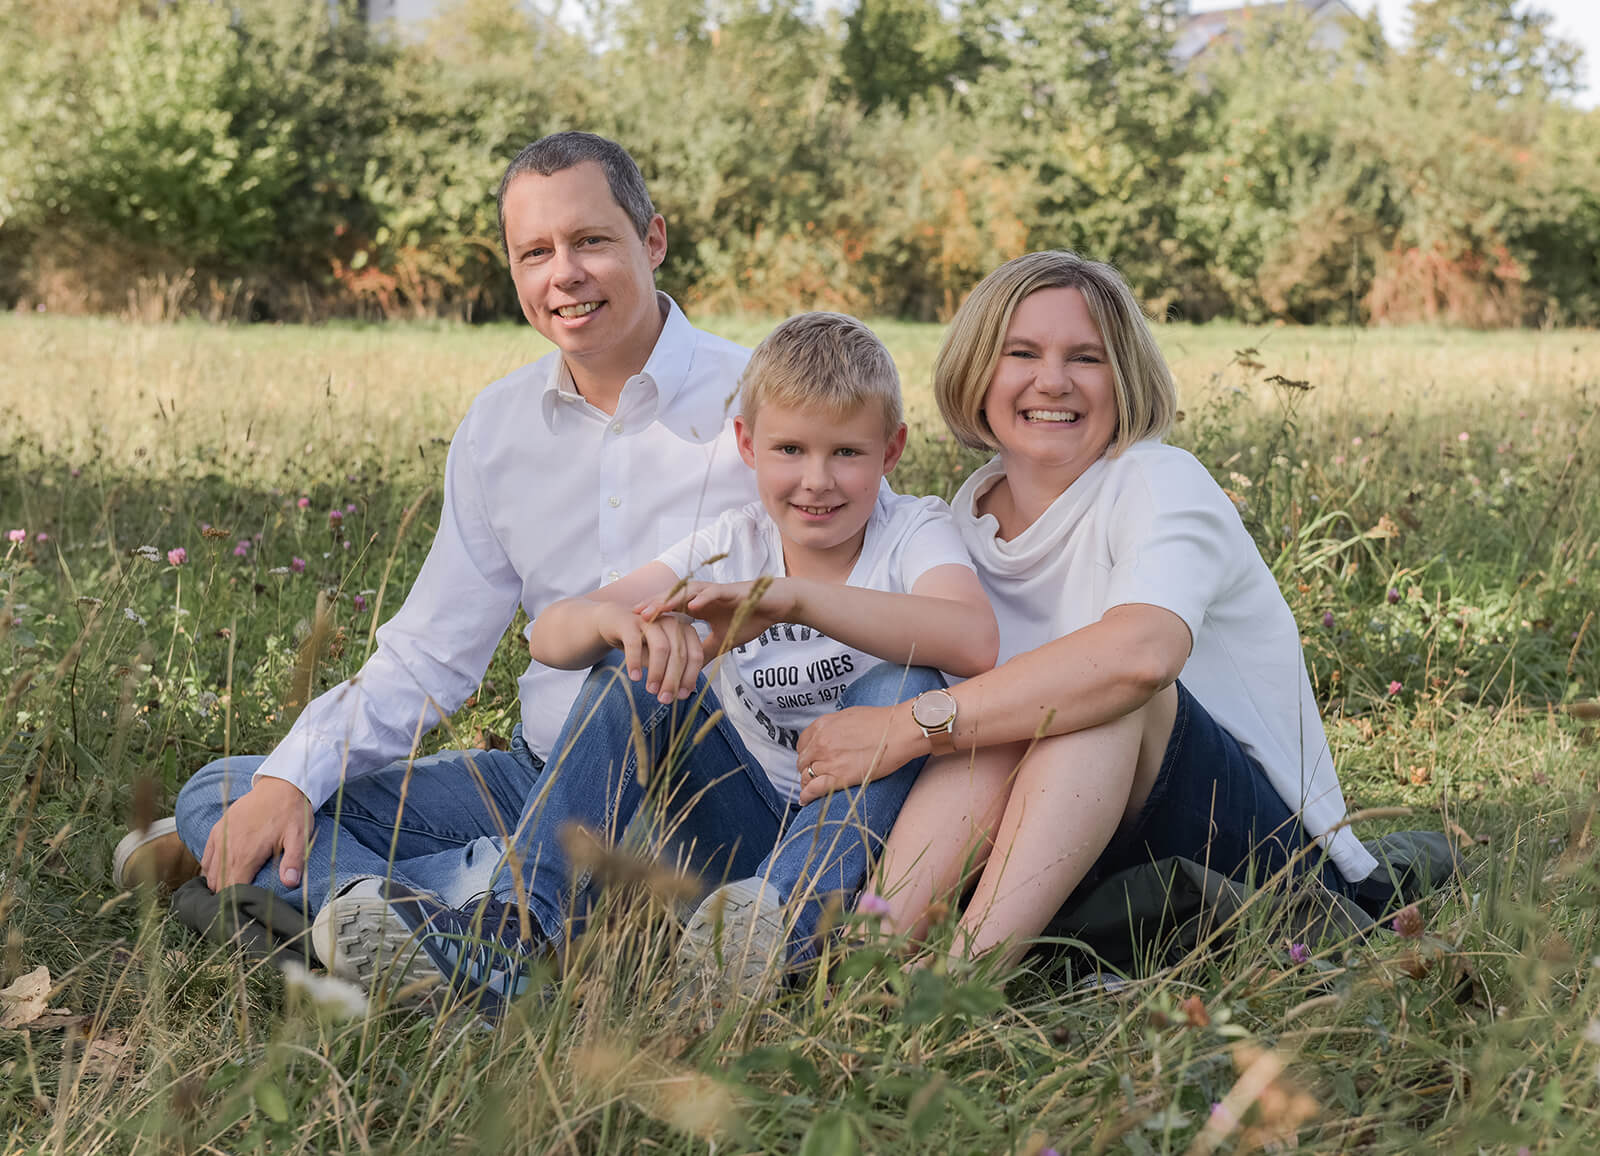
[113,132,757,924]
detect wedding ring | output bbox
[803,766,816,782]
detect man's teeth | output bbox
[555,302,601,318]
[1024,410,1079,423]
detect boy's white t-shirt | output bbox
[656,490,974,802]
[950,441,1378,884]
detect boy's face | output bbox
[736,400,907,571]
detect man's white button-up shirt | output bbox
[256,295,757,809]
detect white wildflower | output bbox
[132,545,161,563]
[279,961,368,1021]
[266,566,290,576]
[122,608,146,626]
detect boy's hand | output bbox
[638,578,800,656]
[598,603,705,703]
[794,703,920,804]
[200,775,312,891]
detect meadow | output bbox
[1,312,1598,1154]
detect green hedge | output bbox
[1,0,1596,324]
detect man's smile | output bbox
[554,301,603,319]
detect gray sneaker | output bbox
[676,878,788,1007]
[311,876,439,995]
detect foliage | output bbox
[838,0,978,113]
[1,0,1599,323]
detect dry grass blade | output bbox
[286,588,335,715]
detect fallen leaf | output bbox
[1182,994,1211,1027]
[1446,821,1478,851]
[80,1033,136,1079]
[26,1010,88,1031]
[1568,701,1600,721]
[0,966,51,1030]
[1364,515,1400,540]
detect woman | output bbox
[792,251,1378,965]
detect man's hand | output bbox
[639,578,799,657]
[596,602,706,704]
[794,703,922,805]
[200,775,312,892]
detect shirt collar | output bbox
[538,294,723,442]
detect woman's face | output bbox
[982,286,1119,488]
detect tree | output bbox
[954,0,1208,309]
[1409,0,1582,102]
[838,0,974,113]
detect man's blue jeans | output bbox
[172,735,545,916]
[486,653,942,961]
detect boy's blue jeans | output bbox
[173,654,939,960]
[487,653,942,961]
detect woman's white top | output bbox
[951,442,1377,883]
[658,490,974,803]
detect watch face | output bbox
[914,690,956,729]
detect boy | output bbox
[315,312,998,1016]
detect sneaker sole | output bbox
[676,879,786,1007]
[316,895,447,999]
[112,817,201,892]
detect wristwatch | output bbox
[910,688,959,755]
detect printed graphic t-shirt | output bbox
[655,490,973,802]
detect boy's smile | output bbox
[736,400,907,580]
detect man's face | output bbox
[502,162,668,381]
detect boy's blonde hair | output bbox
[935,251,1178,454]
[739,312,903,433]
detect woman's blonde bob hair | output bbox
[935,251,1178,455]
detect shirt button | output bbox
[607,570,621,583]
[608,496,621,508]
[610,421,623,434]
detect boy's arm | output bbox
[528,561,707,702]
[787,565,998,675]
[643,565,999,677]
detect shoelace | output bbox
[427,907,533,1000]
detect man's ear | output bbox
[646,215,667,272]
[735,414,757,470]
[881,422,909,475]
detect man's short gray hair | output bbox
[496,132,656,253]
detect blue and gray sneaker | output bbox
[377,881,541,1019]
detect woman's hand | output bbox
[596,603,706,703]
[638,578,800,656]
[795,703,923,804]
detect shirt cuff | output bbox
[251,727,334,810]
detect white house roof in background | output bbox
[1175,0,1360,62]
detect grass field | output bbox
[2,313,1599,1154]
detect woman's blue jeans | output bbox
[486,653,943,961]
